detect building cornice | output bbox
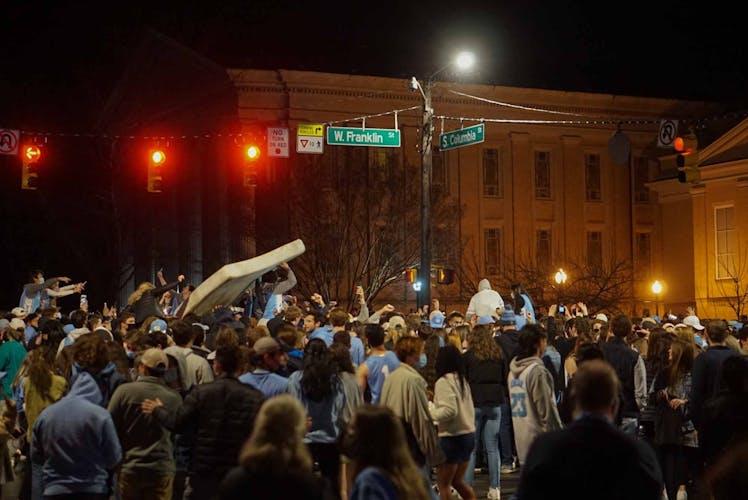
[228,68,716,125]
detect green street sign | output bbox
[327,127,401,147]
[439,123,485,151]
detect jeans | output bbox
[465,406,502,489]
[422,463,438,500]
[499,401,515,466]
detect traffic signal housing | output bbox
[21,145,41,190]
[405,268,417,283]
[674,134,700,184]
[242,143,262,187]
[147,149,165,192]
[437,268,455,285]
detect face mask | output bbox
[418,353,427,368]
[39,277,45,284]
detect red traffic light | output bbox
[245,145,261,160]
[24,145,41,162]
[151,150,166,165]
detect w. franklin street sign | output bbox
[439,123,485,151]
[327,127,401,147]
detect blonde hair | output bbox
[675,325,700,359]
[239,394,312,473]
[128,282,155,305]
[446,331,463,351]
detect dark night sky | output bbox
[3,0,748,111]
[2,0,747,308]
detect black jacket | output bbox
[463,349,506,407]
[128,280,180,325]
[601,337,641,418]
[219,466,337,500]
[155,375,265,479]
[517,415,663,500]
[495,329,520,380]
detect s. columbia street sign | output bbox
[439,123,485,151]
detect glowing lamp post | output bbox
[652,280,663,317]
[410,51,475,310]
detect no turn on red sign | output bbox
[267,127,290,158]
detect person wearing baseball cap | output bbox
[11,307,27,319]
[109,347,182,498]
[108,347,183,498]
[239,337,289,398]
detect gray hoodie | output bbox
[466,279,505,320]
[509,355,563,464]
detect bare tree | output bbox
[288,148,461,309]
[457,252,634,316]
[715,244,748,320]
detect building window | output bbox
[634,156,650,203]
[586,231,603,268]
[534,151,551,199]
[635,232,652,279]
[585,153,601,201]
[482,149,502,197]
[432,150,449,196]
[536,229,552,268]
[484,228,502,275]
[715,206,736,279]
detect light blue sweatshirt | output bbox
[31,371,122,496]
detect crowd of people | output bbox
[1,266,747,500]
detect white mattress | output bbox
[180,239,306,317]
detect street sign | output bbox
[327,127,401,147]
[297,123,324,137]
[657,119,678,148]
[439,123,485,151]
[0,129,20,156]
[267,127,289,158]
[296,135,324,154]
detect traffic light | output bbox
[21,145,41,190]
[242,143,262,187]
[437,268,455,285]
[405,268,417,283]
[147,149,165,192]
[674,134,700,184]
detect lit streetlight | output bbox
[554,269,568,313]
[652,280,663,317]
[410,51,475,310]
[554,269,568,285]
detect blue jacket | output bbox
[288,370,346,444]
[350,336,365,367]
[31,371,122,496]
[309,326,335,347]
[239,369,289,398]
[349,467,398,500]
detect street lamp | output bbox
[554,269,568,312]
[411,51,475,310]
[651,280,663,317]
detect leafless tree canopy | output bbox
[288,148,461,308]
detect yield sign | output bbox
[296,135,324,154]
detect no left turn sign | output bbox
[0,129,20,156]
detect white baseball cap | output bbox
[682,315,705,331]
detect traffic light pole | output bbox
[418,80,433,311]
